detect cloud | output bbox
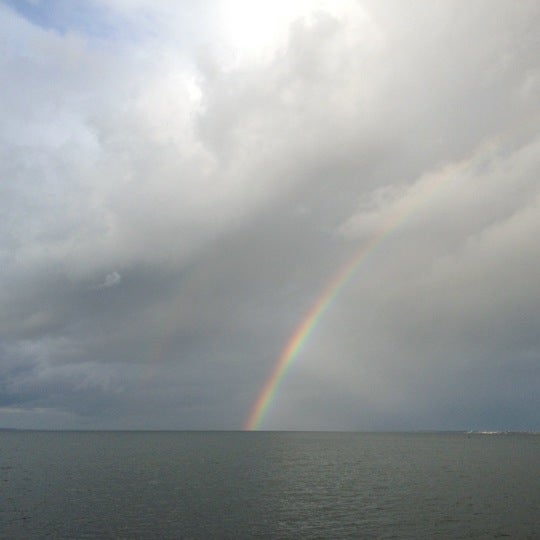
[0,0,539,430]
[96,271,122,289]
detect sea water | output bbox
[1,431,539,538]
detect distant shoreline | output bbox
[1,428,539,435]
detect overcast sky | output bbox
[1,0,539,430]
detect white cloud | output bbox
[96,271,122,289]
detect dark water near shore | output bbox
[1,431,539,538]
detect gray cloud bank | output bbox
[0,0,539,430]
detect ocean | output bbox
[1,431,539,538]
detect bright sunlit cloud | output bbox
[216,0,307,59]
[215,0,372,64]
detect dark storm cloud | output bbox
[0,0,539,429]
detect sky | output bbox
[1,0,539,431]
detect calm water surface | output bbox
[1,431,539,538]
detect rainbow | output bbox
[244,139,498,430]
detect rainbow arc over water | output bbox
[244,139,498,431]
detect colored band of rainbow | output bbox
[244,138,498,431]
[244,228,389,430]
